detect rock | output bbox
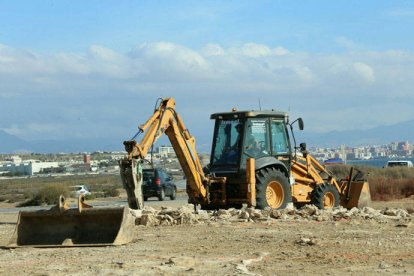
[396,209,409,218]
[296,237,319,246]
[160,214,174,226]
[239,210,250,220]
[383,208,399,216]
[142,206,157,214]
[250,209,264,220]
[179,212,199,225]
[61,238,74,246]
[129,209,143,218]
[406,207,414,214]
[261,207,272,218]
[178,204,195,214]
[270,210,282,219]
[298,205,318,217]
[140,213,159,226]
[246,207,256,216]
[379,261,390,269]
[395,222,411,228]
[217,209,229,216]
[362,207,378,215]
[196,210,211,221]
[229,208,240,216]
[315,213,332,222]
[158,207,174,216]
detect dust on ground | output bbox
[0,200,413,275]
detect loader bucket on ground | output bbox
[8,200,135,248]
[341,181,371,209]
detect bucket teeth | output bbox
[78,194,92,213]
[59,195,69,211]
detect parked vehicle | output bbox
[142,168,177,201]
[385,160,413,168]
[71,185,91,196]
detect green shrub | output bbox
[103,186,120,197]
[18,184,69,207]
[85,193,96,200]
[369,177,414,201]
[325,164,414,201]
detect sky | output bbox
[0,0,413,149]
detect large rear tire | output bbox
[311,183,340,209]
[256,167,291,210]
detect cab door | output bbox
[270,120,290,156]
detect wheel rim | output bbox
[266,181,284,208]
[323,192,335,208]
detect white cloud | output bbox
[0,42,413,140]
[353,62,375,83]
[336,36,361,51]
[240,43,272,57]
[201,44,225,56]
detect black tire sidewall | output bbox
[170,188,176,200]
[159,188,165,201]
[311,184,340,209]
[256,167,291,210]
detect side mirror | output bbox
[300,142,307,152]
[290,118,304,130]
[298,118,304,130]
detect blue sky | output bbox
[2,1,413,52]
[0,1,413,149]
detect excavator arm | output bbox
[120,98,222,209]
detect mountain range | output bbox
[1,119,413,154]
[301,119,414,148]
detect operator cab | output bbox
[209,110,292,173]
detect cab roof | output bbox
[210,110,288,120]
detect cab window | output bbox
[271,120,289,154]
[211,119,242,166]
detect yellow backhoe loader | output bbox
[119,98,370,210]
[9,97,370,247]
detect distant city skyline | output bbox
[1,1,413,147]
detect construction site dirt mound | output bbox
[0,204,413,275]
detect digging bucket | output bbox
[341,180,372,209]
[8,196,135,247]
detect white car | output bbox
[71,185,91,196]
[385,160,413,168]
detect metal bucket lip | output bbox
[7,205,135,248]
[18,206,127,217]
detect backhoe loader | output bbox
[119,98,370,210]
[9,97,370,247]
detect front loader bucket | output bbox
[341,181,372,209]
[8,196,135,248]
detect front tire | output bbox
[256,167,291,210]
[311,183,340,209]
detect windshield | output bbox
[387,161,409,167]
[211,119,242,166]
[143,170,155,182]
[240,119,271,163]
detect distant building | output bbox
[0,160,59,176]
[157,146,175,158]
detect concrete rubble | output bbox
[130,204,413,227]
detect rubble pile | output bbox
[129,205,413,227]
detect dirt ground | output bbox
[0,200,413,275]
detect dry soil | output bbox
[0,200,413,275]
